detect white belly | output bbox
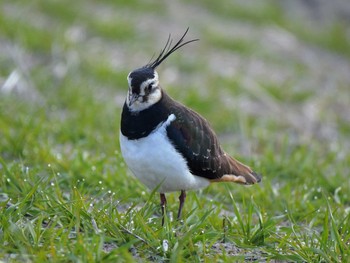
[119,114,210,193]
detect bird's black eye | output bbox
[147,84,153,92]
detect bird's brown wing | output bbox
[165,98,261,185]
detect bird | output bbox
[119,28,261,225]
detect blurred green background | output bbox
[1,0,349,262]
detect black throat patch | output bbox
[120,90,169,140]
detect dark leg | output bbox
[177,190,186,220]
[160,193,167,226]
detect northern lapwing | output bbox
[120,28,261,225]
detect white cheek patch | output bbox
[140,75,159,95]
[128,88,162,112]
[127,73,132,88]
[140,79,153,91]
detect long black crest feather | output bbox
[145,28,199,69]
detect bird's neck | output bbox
[121,90,172,140]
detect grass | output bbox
[1,0,350,262]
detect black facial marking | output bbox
[132,86,140,95]
[144,83,153,95]
[129,67,155,92]
[141,95,148,103]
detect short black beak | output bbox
[128,93,139,107]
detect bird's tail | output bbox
[211,157,261,185]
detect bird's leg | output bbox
[160,193,167,226]
[177,190,186,220]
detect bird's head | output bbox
[126,28,198,112]
[126,67,161,112]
